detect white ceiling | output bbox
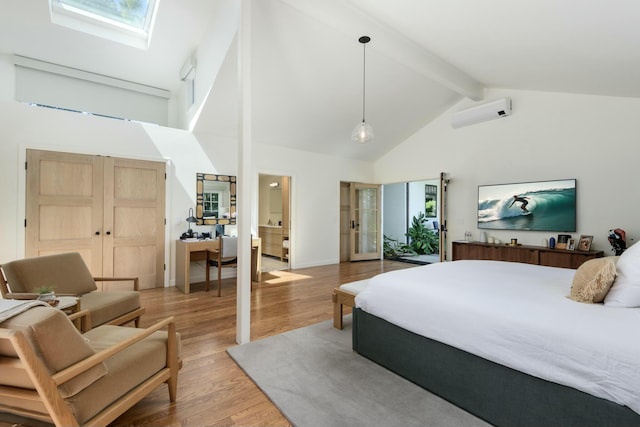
[2,0,639,161]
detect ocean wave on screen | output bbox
[478,188,574,223]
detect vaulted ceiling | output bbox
[2,0,639,161]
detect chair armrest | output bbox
[4,292,39,300]
[93,276,140,291]
[52,316,176,386]
[67,309,92,332]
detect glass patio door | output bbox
[350,183,381,261]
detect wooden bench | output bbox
[332,279,369,329]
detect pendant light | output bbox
[351,35,374,144]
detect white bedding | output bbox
[355,260,640,414]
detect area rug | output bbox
[227,317,491,427]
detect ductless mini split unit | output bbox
[451,98,512,128]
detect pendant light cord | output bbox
[351,35,373,144]
[362,41,366,123]
[358,35,371,124]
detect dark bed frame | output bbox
[353,308,640,427]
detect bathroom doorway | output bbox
[258,174,291,272]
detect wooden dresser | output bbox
[452,241,604,269]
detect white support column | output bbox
[236,0,252,344]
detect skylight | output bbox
[49,0,159,49]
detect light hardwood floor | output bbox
[0,260,414,427]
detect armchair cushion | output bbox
[0,305,179,427]
[0,306,107,398]
[2,252,97,295]
[80,290,140,327]
[71,325,177,423]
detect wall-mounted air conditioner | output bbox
[451,98,512,129]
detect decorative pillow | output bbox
[569,257,617,303]
[605,242,640,307]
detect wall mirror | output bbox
[196,173,237,225]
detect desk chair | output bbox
[205,236,238,296]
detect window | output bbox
[15,56,170,125]
[49,0,159,49]
[203,192,220,218]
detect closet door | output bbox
[103,157,165,290]
[26,150,165,288]
[25,149,104,273]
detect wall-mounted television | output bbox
[478,179,576,231]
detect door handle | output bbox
[95,231,100,235]
[351,220,355,229]
[106,231,111,235]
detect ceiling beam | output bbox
[279,0,484,101]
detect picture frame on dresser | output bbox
[567,238,576,250]
[578,235,593,251]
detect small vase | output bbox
[37,292,56,302]
[549,237,556,249]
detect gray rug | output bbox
[227,316,491,427]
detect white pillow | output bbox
[604,242,640,307]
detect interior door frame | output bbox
[379,174,448,262]
[256,171,293,269]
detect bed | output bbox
[353,258,640,427]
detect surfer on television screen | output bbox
[509,195,529,212]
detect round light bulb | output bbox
[351,121,374,144]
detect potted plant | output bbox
[383,235,414,259]
[35,285,56,303]
[405,212,439,255]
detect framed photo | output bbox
[578,235,593,251]
[425,184,437,218]
[567,238,576,251]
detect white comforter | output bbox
[355,260,640,414]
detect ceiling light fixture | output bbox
[351,35,374,144]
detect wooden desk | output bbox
[175,238,261,294]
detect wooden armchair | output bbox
[0,252,144,331]
[0,303,180,427]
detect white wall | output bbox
[175,0,239,131]
[375,88,640,255]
